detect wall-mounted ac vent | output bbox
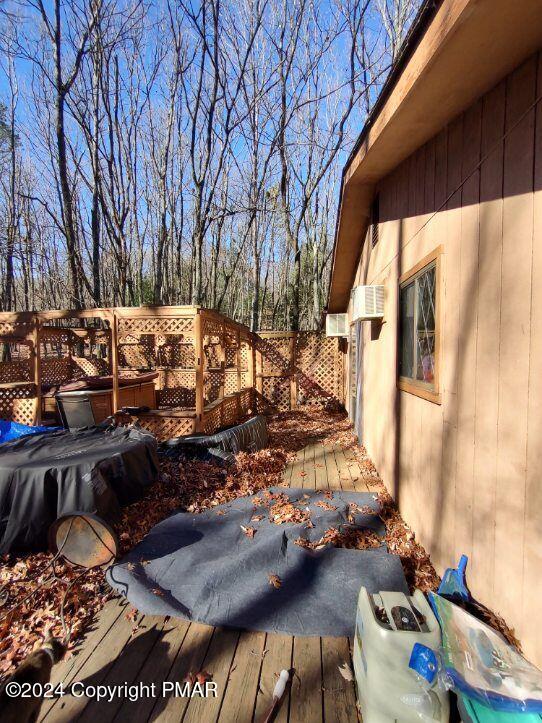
[326,313,348,337]
[351,285,384,320]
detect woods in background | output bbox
[0,0,419,330]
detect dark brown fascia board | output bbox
[328,0,542,312]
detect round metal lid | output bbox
[49,513,118,568]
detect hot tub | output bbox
[52,372,158,426]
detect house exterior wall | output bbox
[347,50,542,665]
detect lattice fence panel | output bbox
[296,333,341,405]
[256,331,344,411]
[117,317,194,335]
[204,370,222,404]
[261,376,291,412]
[41,357,73,386]
[239,388,253,415]
[158,369,196,390]
[202,317,223,338]
[0,383,37,422]
[204,343,222,369]
[157,387,196,408]
[12,398,38,425]
[201,404,221,434]
[241,370,252,389]
[129,415,196,441]
[224,370,239,395]
[222,396,238,427]
[119,337,156,368]
[71,356,110,377]
[224,327,238,348]
[40,328,73,346]
[260,337,292,374]
[157,341,195,368]
[239,343,250,369]
[225,347,237,367]
[0,360,31,383]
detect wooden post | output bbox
[32,317,42,424]
[236,330,242,392]
[246,333,255,411]
[255,337,263,396]
[195,311,204,432]
[110,312,120,414]
[248,334,255,389]
[290,332,297,410]
[219,321,226,400]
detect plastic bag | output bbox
[428,592,542,713]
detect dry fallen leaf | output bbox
[268,574,282,589]
[338,662,354,682]
[315,500,337,511]
[240,525,256,538]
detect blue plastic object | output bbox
[438,553,470,601]
[0,420,60,444]
[409,642,439,684]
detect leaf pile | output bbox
[295,526,382,551]
[267,493,311,526]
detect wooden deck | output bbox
[40,440,369,723]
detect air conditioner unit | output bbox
[326,313,348,337]
[351,285,384,320]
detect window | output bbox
[371,193,380,247]
[398,248,441,403]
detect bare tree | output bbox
[0,0,422,325]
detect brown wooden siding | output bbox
[348,50,542,664]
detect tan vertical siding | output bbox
[472,79,505,607]
[523,51,542,663]
[352,50,542,664]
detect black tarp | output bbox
[107,487,408,637]
[161,415,269,464]
[0,426,158,554]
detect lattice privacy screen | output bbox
[256,332,344,412]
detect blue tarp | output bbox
[0,420,60,444]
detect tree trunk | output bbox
[54,0,82,308]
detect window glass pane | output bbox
[416,265,436,383]
[399,281,415,378]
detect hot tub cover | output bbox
[107,487,408,637]
[0,425,158,554]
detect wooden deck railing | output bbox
[0,307,344,439]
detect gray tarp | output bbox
[0,426,158,553]
[107,487,408,637]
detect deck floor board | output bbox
[39,440,359,723]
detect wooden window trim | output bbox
[398,245,443,405]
